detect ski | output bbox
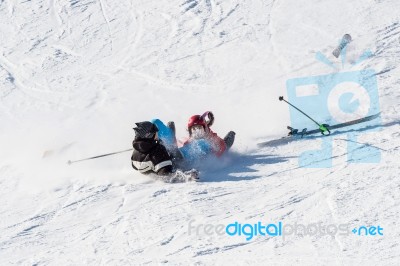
[332,33,352,58]
[258,113,380,147]
[288,112,380,137]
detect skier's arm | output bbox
[201,111,214,127]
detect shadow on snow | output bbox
[196,152,294,183]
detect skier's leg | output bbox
[166,121,185,168]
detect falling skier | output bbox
[182,111,235,157]
[131,121,174,175]
[131,121,198,181]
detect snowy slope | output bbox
[0,0,399,264]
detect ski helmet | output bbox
[133,121,158,139]
[187,115,208,135]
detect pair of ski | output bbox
[258,96,380,147]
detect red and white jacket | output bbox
[182,129,226,157]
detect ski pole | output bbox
[67,148,133,165]
[279,96,330,135]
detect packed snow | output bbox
[0,0,399,264]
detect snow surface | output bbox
[0,0,399,264]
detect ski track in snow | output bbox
[0,0,399,264]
